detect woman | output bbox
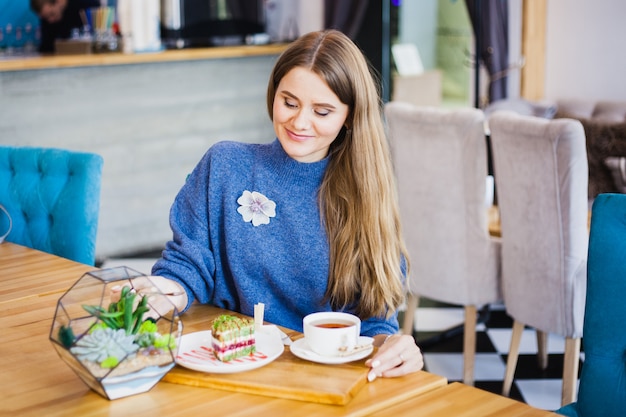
[151,29,423,380]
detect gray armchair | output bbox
[489,111,588,406]
[384,102,502,386]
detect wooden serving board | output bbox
[163,343,370,405]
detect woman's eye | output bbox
[315,109,331,117]
[284,99,297,109]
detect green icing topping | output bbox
[212,315,255,338]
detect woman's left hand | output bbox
[364,334,424,381]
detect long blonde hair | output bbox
[267,30,408,320]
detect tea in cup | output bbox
[303,312,361,357]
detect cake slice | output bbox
[211,315,256,362]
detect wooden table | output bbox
[375,382,557,416]
[1,243,558,416]
[0,242,447,417]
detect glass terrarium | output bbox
[50,266,183,400]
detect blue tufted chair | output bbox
[0,146,103,265]
[557,193,626,416]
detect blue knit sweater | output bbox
[152,139,399,336]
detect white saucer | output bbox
[290,336,374,364]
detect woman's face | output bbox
[273,67,349,163]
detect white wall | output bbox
[545,0,626,102]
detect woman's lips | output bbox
[286,128,313,142]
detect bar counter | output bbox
[0,44,289,72]
[0,45,288,260]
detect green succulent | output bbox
[137,319,158,334]
[134,331,156,348]
[82,286,150,335]
[154,334,177,350]
[58,325,76,348]
[70,328,139,364]
[60,285,178,367]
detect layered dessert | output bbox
[211,315,256,361]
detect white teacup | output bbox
[303,312,361,357]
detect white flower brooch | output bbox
[237,190,276,226]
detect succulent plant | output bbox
[82,286,150,335]
[71,328,139,366]
[59,283,178,370]
[58,325,76,348]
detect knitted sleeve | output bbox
[152,148,217,310]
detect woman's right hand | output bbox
[110,276,188,318]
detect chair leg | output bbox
[502,320,525,397]
[561,337,581,407]
[536,329,548,370]
[463,305,477,386]
[402,292,419,336]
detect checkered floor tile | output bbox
[406,302,582,412]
